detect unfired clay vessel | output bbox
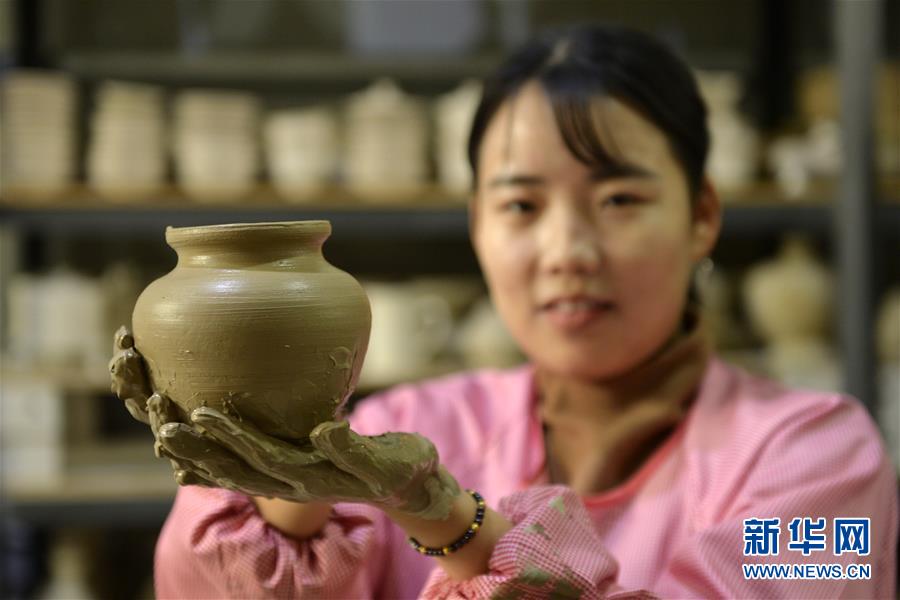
[743,235,838,390]
[131,221,370,440]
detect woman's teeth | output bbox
[549,300,607,312]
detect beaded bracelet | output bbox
[408,489,486,557]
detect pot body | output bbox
[132,221,370,440]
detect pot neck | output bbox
[166,221,330,270]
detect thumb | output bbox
[309,421,384,493]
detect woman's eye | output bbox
[502,199,536,214]
[603,193,639,207]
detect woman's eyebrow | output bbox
[591,163,657,182]
[487,163,657,188]
[488,174,545,188]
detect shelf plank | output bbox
[3,497,174,528]
[62,51,502,84]
[1,186,897,239]
[0,189,471,240]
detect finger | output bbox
[152,444,216,488]
[158,422,297,497]
[147,392,180,438]
[314,424,443,501]
[174,468,217,488]
[109,349,152,424]
[309,421,391,494]
[191,408,367,500]
[123,397,151,425]
[113,325,135,352]
[191,407,329,470]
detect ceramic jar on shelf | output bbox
[359,281,454,386]
[7,268,108,370]
[434,80,482,195]
[172,89,261,202]
[742,235,838,391]
[455,296,524,369]
[343,79,428,200]
[695,70,760,196]
[87,80,167,200]
[263,107,339,201]
[0,70,77,196]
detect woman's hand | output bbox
[108,326,460,520]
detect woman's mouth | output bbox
[539,297,616,331]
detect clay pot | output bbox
[743,235,833,343]
[131,221,370,440]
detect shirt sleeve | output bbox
[154,486,393,599]
[420,395,898,599]
[418,486,650,599]
[154,390,408,599]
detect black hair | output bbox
[467,24,710,201]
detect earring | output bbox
[694,257,715,294]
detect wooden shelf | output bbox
[0,185,471,240]
[2,442,176,527]
[4,181,897,239]
[2,360,111,394]
[61,51,504,85]
[3,496,174,528]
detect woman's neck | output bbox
[535,312,710,495]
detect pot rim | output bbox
[166,220,331,247]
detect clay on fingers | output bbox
[192,406,331,469]
[109,326,153,424]
[310,422,458,519]
[191,407,371,500]
[157,422,299,498]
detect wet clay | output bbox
[110,327,460,519]
[131,221,371,440]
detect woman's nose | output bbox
[538,209,602,275]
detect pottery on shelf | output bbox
[359,281,453,386]
[342,79,428,199]
[1,69,78,196]
[171,89,261,202]
[742,235,838,390]
[263,107,339,200]
[695,70,760,194]
[87,80,166,200]
[455,296,524,369]
[131,221,370,440]
[434,79,482,194]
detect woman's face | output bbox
[471,81,720,379]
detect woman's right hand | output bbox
[108,326,460,520]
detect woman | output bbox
[111,25,897,598]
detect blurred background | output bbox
[0,0,897,597]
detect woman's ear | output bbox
[690,177,722,261]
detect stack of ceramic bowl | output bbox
[343,79,428,200]
[87,81,166,200]
[263,107,338,201]
[172,89,260,201]
[434,79,481,195]
[0,70,77,196]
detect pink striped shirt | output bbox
[154,357,898,598]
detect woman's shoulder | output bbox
[348,364,534,438]
[697,356,870,425]
[687,356,890,478]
